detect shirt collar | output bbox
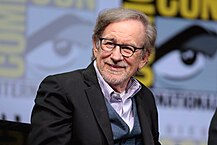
[93,60,141,101]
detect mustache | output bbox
[105,60,128,67]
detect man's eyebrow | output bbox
[105,37,116,41]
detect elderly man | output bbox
[28,8,161,145]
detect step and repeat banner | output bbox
[0,0,217,145]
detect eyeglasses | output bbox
[99,38,144,57]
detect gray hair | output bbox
[92,7,157,55]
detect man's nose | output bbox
[110,46,124,61]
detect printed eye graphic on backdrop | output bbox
[153,25,217,81]
[26,15,93,76]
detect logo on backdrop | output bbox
[0,0,97,122]
[153,24,217,110]
[0,1,95,98]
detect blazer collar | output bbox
[82,62,114,145]
[135,90,155,145]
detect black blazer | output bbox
[208,108,217,145]
[28,62,161,145]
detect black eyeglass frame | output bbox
[99,38,144,57]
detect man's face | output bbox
[93,19,149,91]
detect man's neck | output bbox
[110,82,129,93]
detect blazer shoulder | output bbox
[40,63,97,90]
[47,62,96,83]
[139,83,155,98]
[53,69,84,80]
[136,83,157,108]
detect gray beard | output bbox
[101,72,129,87]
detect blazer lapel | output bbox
[135,92,155,145]
[83,63,114,145]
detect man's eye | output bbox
[105,42,115,47]
[122,46,134,51]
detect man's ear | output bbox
[138,52,150,69]
[92,39,99,58]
